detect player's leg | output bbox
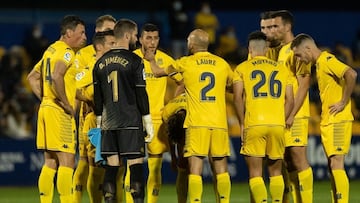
[38,151,57,203]
[211,129,231,203]
[73,106,89,203]
[124,164,134,203]
[322,122,352,203]
[245,156,267,203]
[128,157,146,203]
[291,118,313,203]
[116,162,125,202]
[267,126,286,203]
[146,122,167,203]
[36,107,56,203]
[87,160,105,203]
[176,144,188,203]
[57,151,76,203]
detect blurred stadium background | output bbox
[1,0,360,202]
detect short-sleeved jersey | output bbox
[34,40,77,107]
[233,56,292,128]
[278,43,311,118]
[162,93,186,123]
[75,48,96,100]
[75,44,95,78]
[173,51,233,129]
[316,51,354,125]
[134,49,177,120]
[93,48,146,130]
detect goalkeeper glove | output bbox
[142,114,154,143]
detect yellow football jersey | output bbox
[162,93,186,123]
[173,51,233,129]
[278,43,311,118]
[316,51,354,125]
[34,40,77,107]
[134,48,177,120]
[233,56,292,127]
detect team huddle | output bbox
[26,9,357,203]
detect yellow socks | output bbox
[216,173,231,203]
[176,167,188,203]
[116,165,125,203]
[188,174,202,203]
[57,166,74,203]
[249,177,267,203]
[289,171,300,203]
[38,165,56,203]
[147,157,163,203]
[72,159,89,203]
[332,169,349,203]
[298,167,313,203]
[269,175,284,203]
[87,165,105,203]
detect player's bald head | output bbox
[188,29,209,49]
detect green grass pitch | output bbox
[1,180,360,202]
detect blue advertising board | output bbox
[1,136,360,186]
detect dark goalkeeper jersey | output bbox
[93,48,149,130]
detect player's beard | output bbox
[129,41,137,51]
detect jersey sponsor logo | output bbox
[64,52,72,62]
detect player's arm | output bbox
[93,66,103,127]
[289,73,310,119]
[52,60,74,116]
[285,83,294,128]
[233,80,245,138]
[27,67,41,100]
[329,66,357,115]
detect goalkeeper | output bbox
[92,19,154,203]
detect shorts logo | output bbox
[63,144,68,149]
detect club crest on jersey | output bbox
[64,52,72,62]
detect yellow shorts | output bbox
[320,121,352,157]
[79,112,96,157]
[285,118,309,147]
[241,125,285,160]
[36,105,76,154]
[183,127,230,158]
[147,120,169,155]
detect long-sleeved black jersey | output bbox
[93,48,150,130]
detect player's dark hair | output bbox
[248,30,267,43]
[92,30,114,51]
[60,15,85,36]
[140,23,159,36]
[291,33,314,49]
[167,109,186,143]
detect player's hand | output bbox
[329,101,346,115]
[286,115,294,129]
[143,47,155,62]
[56,99,75,116]
[142,114,154,143]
